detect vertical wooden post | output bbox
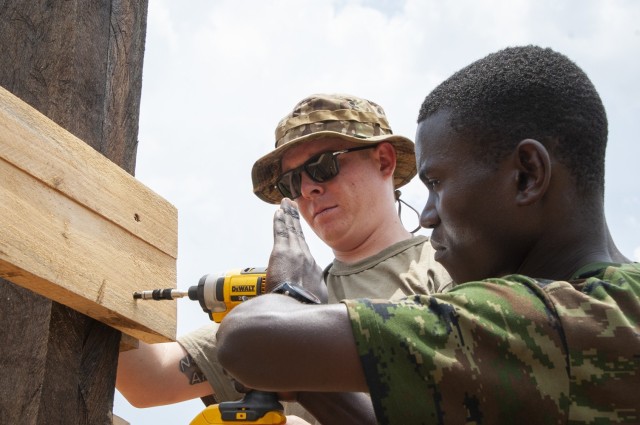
[0,1,148,423]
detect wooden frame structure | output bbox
[0,85,178,344]
[0,2,174,423]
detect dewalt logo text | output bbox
[232,285,255,293]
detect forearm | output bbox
[217,295,367,392]
[297,392,376,425]
[117,340,213,407]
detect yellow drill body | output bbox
[200,267,267,323]
[133,267,285,424]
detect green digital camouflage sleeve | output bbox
[342,263,640,425]
[544,263,640,424]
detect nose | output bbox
[420,192,439,229]
[299,171,324,199]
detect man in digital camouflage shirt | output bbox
[217,45,639,425]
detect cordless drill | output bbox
[133,267,287,425]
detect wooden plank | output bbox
[120,333,141,352]
[0,85,176,258]
[0,86,177,344]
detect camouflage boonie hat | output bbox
[251,93,417,204]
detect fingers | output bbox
[273,199,306,249]
[284,200,311,254]
[281,198,305,241]
[268,199,324,299]
[281,198,300,219]
[268,199,303,290]
[272,202,287,239]
[273,199,300,236]
[281,200,316,260]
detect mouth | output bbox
[429,238,446,261]
[313,205,337,219]
[429,237,444,251]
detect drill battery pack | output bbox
[189,391,286,425]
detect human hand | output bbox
[266,198,327,303]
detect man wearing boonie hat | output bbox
[251,93,450,298]
[247,93,452,422]
[116,94,451,423]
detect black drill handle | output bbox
[218,390,283,421]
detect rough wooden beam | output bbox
[0,85,177,344]
[0,1,149,423]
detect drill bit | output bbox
[133,288,189,300]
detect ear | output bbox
[513,139,551,206]
[375,142,397,179]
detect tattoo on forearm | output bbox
[179,353,208,385]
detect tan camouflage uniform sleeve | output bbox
[177,323,244,402]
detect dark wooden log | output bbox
[0,1,148,423]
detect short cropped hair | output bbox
[418,45,608,197]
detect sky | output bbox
[114,0,640,423]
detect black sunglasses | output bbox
[276,145,378,199]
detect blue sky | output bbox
[115,1,640,423]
